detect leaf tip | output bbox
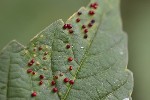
[0,40,24,53]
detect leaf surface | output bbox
[0,0,133,100]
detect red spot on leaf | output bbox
[28,59,35,66]
[84,29,88,34]
[51,80,56,86]
[63,24,68,29]
[32,71,36,75]
[39,81,43,85]
[54,76,58,80]
[68,57,73,62]
[30,59,35,63]
[67,24,72,29]
[64,78,69,83]
[88,23,93,27]
[31,92,37,97]
[52,87,58,93]
[28,62,33,66]
[69,66,73,71]
[39,75,44,79]
[94,2,98,6]
[44,52,48,55]
[82,25,86,29]
[66,44,71,49]
[90,2,98,9]
[76,18,80,23]
[69,30,74,34]
[89,10,95,15]
[27,69,32,73]
[69,80,74,85]
[38,46,43,51]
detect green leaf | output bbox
[0,0,133,100]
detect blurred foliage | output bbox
[121,0,150,100]
[0,0,150,100]
[0,0,88,48]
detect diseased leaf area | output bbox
[0,0,133,100]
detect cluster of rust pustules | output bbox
[27,44,75,97]
[63,2,98,39]
[27,2,98,97]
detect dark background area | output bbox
[0,0,150,99]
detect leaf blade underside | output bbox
[0,0,133,100]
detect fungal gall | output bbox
[60,73,64,76]
[69,30,74,34]
[68,57,73,62]
[69,66,73,71]
[44,52,48,55]
[38,46,43,51]
[30,59,35,63]
[89,10,95,15]
[90,2,98,9]
[28,62,33,66]
[66,44,71,49]
[69,80,74,85]
[77,12,82,15]
[27,69,32,73]
[63,24,68,29]
[54,76,58,80]
[67,24,72,29]
[88,23,93,27]
[91,19,95,23]
[39,75,44,79]
[82,25,86,29]
[39,81,43,85]
[51,80,56,86]
[43,56,47,60]
[52,87,58,93]
[32,72,36,75]
[84,34,88,39]
[31,92,37,97]
[76,18,80,23]
[64,78,69,83]
[84,29,88,34]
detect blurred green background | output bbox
[0,0,149,99]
